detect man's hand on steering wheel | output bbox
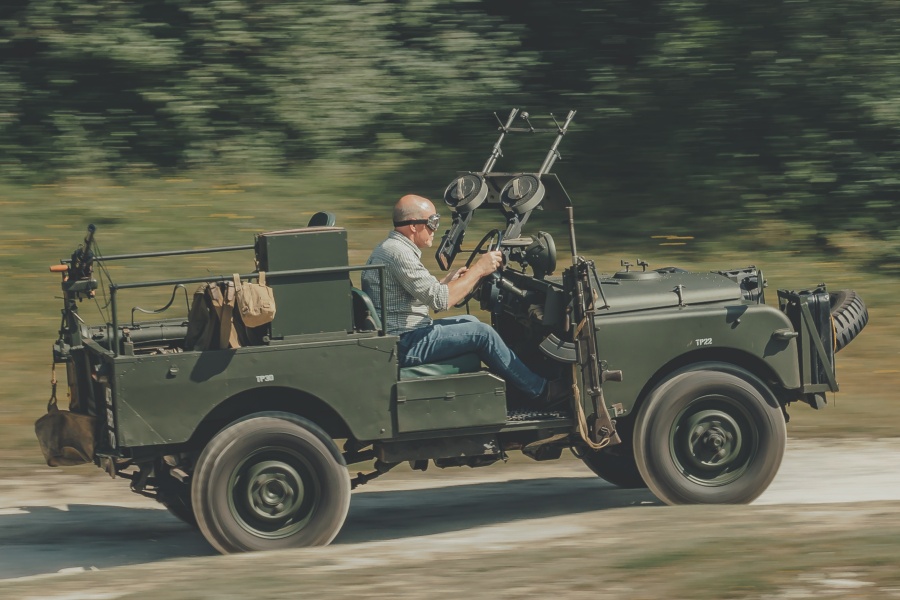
[450,249,503,308]
[446,229,506,308]
[472,250,503,277]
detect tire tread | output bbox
[829,290,868,352]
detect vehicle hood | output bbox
[595,271,743,314]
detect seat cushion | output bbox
[399,353,482,379]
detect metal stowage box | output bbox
[255,227,352,337]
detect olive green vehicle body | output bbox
[99,300,801,451]
[47,206,852,554]
[62,227,813,460]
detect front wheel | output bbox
[633,368,786,505]
[192,412,350,554]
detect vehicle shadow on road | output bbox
[0,504,215,580]
[0,477,658,579]
[336,476,659,544]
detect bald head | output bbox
[391,194,439,248]
[393,195,434,226]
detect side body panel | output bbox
[595,303,800,417]
[111,334,397,447]
[395,372,507,433]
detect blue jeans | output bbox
[397,315,547,398]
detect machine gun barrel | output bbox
[70,224,97,280]
[498,110,576,241]
[483,108,520,173]
[538,110,576,175]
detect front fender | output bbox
[595,303,800,417]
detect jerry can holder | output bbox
[778,287,838,407]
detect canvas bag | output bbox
[184,281,245,350]
[184,282,217,351]
[209,280,242,349]
[34,368,97,467]
[232,271,276,328]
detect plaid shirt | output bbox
[362,231,450,336]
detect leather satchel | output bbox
[34,396,97,467]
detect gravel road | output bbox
[1,438,899,583]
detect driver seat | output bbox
[349,288,482,379]
[399,353,482,379]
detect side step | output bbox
[506,408,569,422]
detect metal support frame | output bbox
[64,244,255,264]
[108,264,387,356]
[797,301,838,393]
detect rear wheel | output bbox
[634,367,786,505]
[157,479,197,528]
[192,412,350,554]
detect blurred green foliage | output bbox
[1,0,898,269]
[0,0,528,173]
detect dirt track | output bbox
[1,438,899,584]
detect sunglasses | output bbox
[394,213,441,232]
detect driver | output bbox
[362,194,568,407]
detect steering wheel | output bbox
[454,229,503,308]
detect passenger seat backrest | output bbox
[307,211,336,227]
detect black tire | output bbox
[633,367,786,505]
[829,290,868,352]
[580,420,647,489]
[192,412,350,554]
[157,479,198,528]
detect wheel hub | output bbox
[243,460,305,522]
[681,409,743,471]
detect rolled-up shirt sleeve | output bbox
[389,249,450,312]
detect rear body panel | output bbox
[108,333,398,448]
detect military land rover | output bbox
[41,110,868,554]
